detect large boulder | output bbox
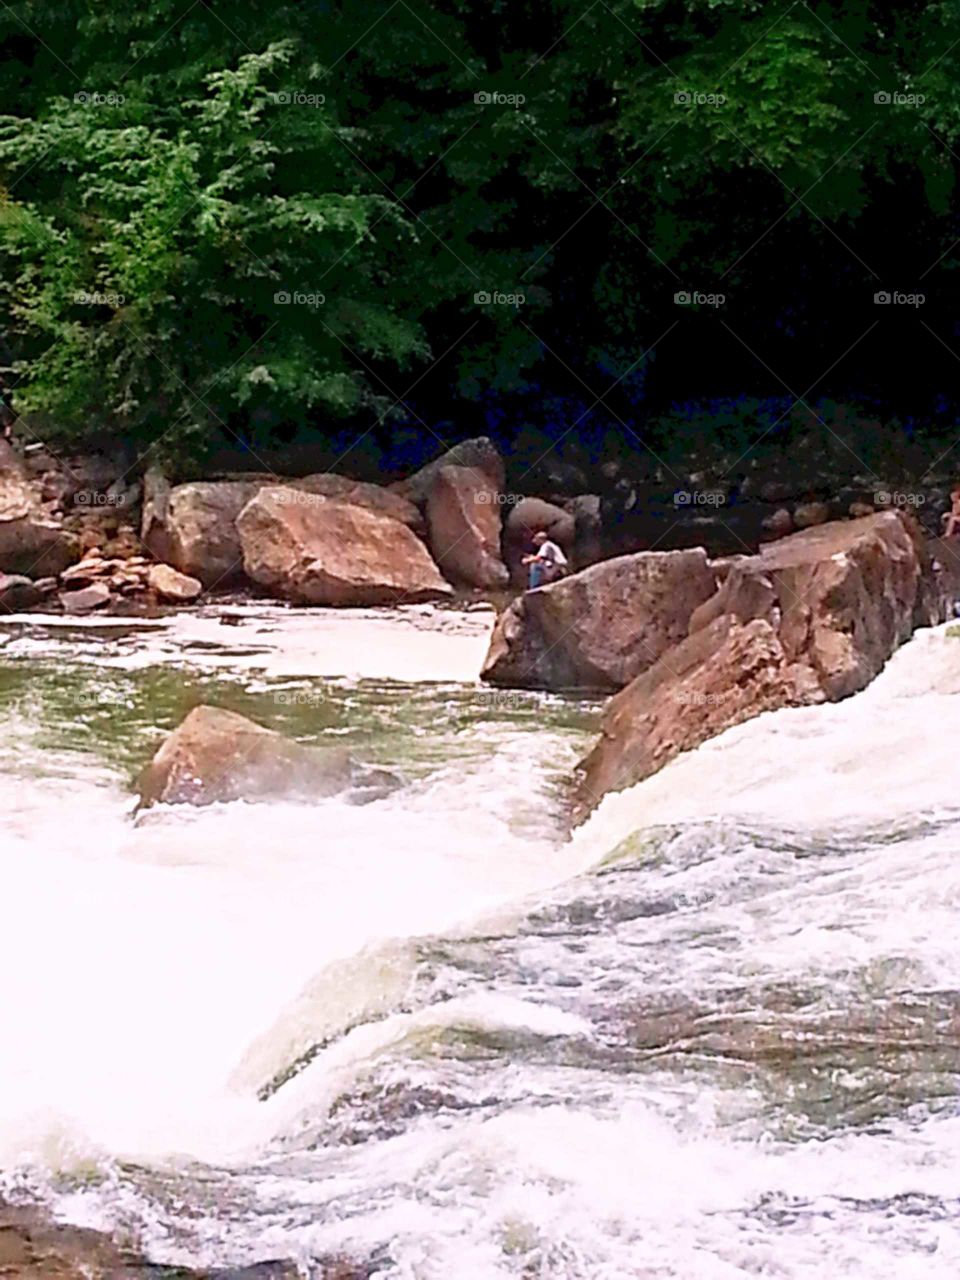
[292,474,424,535]
[482,548,718,690]
[237,487,452,606]
[425,464,508,588]
[137,705,369,808]
[142,480,260,587]
[391,437,505,507]
[143,475,425,589]
[575,512,926,817]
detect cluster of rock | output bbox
[481,508,953,821]
[138,439,585,606]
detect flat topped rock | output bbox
[482,547,718,691]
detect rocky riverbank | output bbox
[3,421,958,619]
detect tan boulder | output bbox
[575,511,925,817]
[482,548,718,690]
[237,487,452,606]
[293,474,424,535]
[425,464,508,588]
[136,705,368,808]
[391,437,505,507]
[143,473,426,590]
[147,563,203,603]
[142,480,261,587]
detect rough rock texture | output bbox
[137,705,360,808]
[293,473,424,535]
[147,562,203,602]
[143,480,261,587]
[143,475,425,589]
[565,493,603,568]
[390,437,504,507]
[60,582,112,614]
[575,512,926,817]
[482,548,718,690]
[0,572,54,612]
[0,446,78,577]
[237,488,452,606]
[425,464,509,588]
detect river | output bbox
[0,603,958,1278]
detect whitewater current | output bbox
[0,603,958,1278]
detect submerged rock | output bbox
[136,705,397,809]
[237,488,452,606]
[482,548,718,690]
[575,511,926,817]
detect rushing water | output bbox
[1,603,959,1278]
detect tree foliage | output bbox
[0,0,958,464]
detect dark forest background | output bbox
[1,0,960,485]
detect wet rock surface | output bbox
[575,511,929,816]
[482,547,718,691]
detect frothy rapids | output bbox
[0,604,958,1278]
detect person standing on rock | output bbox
[523,529,568,589]
[942,484,960,538]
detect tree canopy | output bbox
[0,0,958,468]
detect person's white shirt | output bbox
[537,539,567,567]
